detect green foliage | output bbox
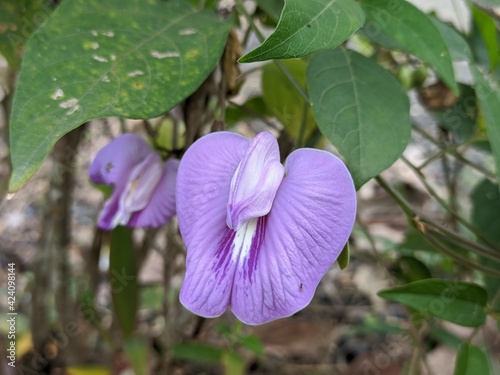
[5,0,500,373]
[262,59,316,142]
[0,0,50,68]
[307,47,410,188]
[240,0,365,62]
[378,279,487,327]
[337,242,350,270]
[472,67,500,188]
[8,0,231,191]
[124,337,149,375]
[359,0,458,93]
[454,343,492,375]
[110,226,138,338]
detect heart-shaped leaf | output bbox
[9,0,231,191]
[307,47,410,188]
[240,0,365,62]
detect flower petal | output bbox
[89,134,153,187]
[177,132,250,317]
[230,148,356,325]
[128,158,180,228]
[227,132,284,230]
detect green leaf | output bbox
[262,59,316,142]
[123,337,149,375]
[222,351,245,375]
[473,6,499,70]
[359,0,458,93]
[8,0,231,191]
[454,343,491,375]
[172,343,223,363]
[471,66,500,188]
[337,242,350,270]
[0,0,51,68]
[225,96,270,125]
[394,256,432,283]
[67,366,110,375]
[471,179,500,246]
[239,0,365,62]
[307,47,410,188]
[110,226,138,338]
[378,279,487,327]
[238,334,264,355]
[431,17,472,63]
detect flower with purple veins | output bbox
[176,131,356,325]
[89,133,179,230]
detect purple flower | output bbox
[176,131,356,325]
[89,133,179,230]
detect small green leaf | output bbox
[473,6,499,69]
[222,351,245,375]
[471,66,500,188]
[394,256,432,283]
[337,242,350,270]
[110,226,138,338]
[172,343,223,363]
[238,334,264,355]
[359,0,458,93]
[454,343,491,375]
[239,0,365,62]
[8,0,231,191]
[307,47,410,188]
[262,59,316,142]
[378,279,487,327]
[123,337,149,375]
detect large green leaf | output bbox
[472,66,500,188]
[378,279,487,327]
[239,0,365,62]
[359,0,458,93]
[110,226,138,338]
[454,343,491,375]
[8,0,231,191]
[306,47,410,188]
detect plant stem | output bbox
[376,176,500,264]
[401,156,497,248]
[412,125,496,180]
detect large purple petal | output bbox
[89,134,152,187]
[177,132,249,317]
[227,132,284,230]
[128,158,180,228]
[230,148,356,325]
